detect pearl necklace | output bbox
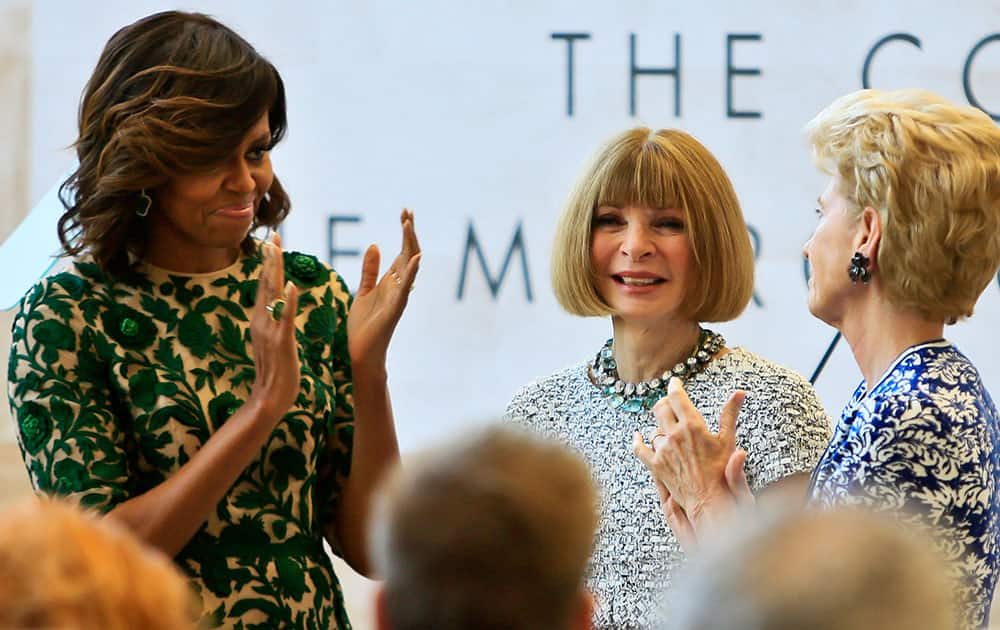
[588,328,725,413]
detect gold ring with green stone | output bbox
[265,298,286,321]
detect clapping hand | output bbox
[633,377,754,545]
[249,234,301,421]
[347,209,421,369]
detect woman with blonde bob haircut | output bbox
[635,90,1000,630]
[552,128,755,322]
[507,127,832,628]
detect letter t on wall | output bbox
[552,32,591,117]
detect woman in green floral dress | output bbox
[7,11,420,629]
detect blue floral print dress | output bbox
[809,340,1000,630]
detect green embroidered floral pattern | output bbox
[101,305,157,350]
[208,392,243,428]
[178,312,215,358]
[304,305,337,343]
[8,247,356,629]
[285,252,331,288]
[17,403,52,455]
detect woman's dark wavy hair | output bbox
[58,11,290,275]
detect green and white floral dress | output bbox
[8,245,356,629]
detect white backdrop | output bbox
[18,0,1000,450]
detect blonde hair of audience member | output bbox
[804,89,1000,323]
[550,127,755,322]
[370,426,599,630]
[672,507,955,630]
[0,497,198,629]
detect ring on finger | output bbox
[265,298,287,321]
[643,425,666,445]
[390,269,402,285]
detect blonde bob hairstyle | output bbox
[551,127,755,322]
[805,89,1000,323]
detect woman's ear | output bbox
[855,206,883,270]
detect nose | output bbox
[224,158,256,194]
[621,222,654,260]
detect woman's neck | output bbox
[610,316,702,383]
[840,292,945,390]
[142,243,242,274]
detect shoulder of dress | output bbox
[867,377,987,429]
[506,363,589,406]
[15,258,105,310]
[534,362,590,389]
[719,348,816,391]
[711,350,832,430]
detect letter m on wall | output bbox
[456,221,533,302]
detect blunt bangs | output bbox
[595,140,682,212]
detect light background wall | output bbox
[2,1,999,628]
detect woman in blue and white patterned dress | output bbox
[635,89,1000,629]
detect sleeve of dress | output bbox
[502,384,532,424]
[313,271,355,555]
[6,275,135,513]
[739,369,833,493]
[827,395,963,517]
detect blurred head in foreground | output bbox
[671,506,954,630]
[0,497,197,629]
[370,426,599,630]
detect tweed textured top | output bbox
[506,348,832,629]
[809,340,1000,630]
[9,246,355,629]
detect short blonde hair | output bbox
[551,127,755,322]
[0,497,198,630]
[805,89,1000,322]
[370,426,598,630]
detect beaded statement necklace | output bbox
[588,328,725,413]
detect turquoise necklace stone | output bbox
[589,328,725,413]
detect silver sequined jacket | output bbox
[505,348,832,630]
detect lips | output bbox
[213,201,255,219]
[618,276,660,286]
[612,272,665,286]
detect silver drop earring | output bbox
[136,189,152,217]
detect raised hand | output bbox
[347,209,421,369]
[248,234,301,421]
[633,377,746,527]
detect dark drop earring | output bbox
[136,190,152,217]
[848,252,871,283]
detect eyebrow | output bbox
[250,131,272,145]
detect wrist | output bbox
[689,487,736,530]
[351,358,388,383]
[244,391,289,426]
